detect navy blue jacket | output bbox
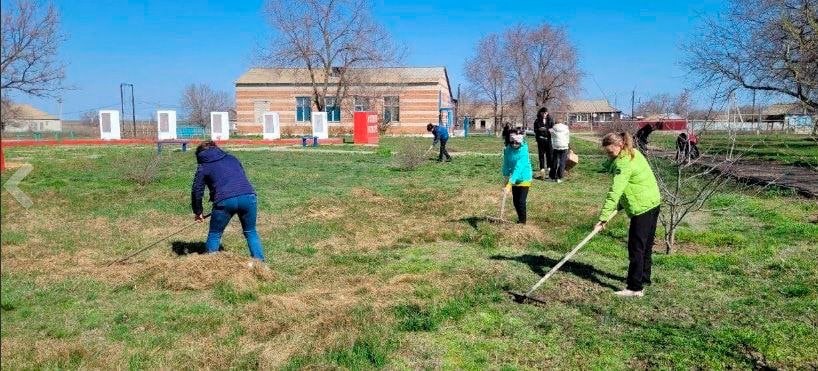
[432,126,449,144]
[191,147,255,215]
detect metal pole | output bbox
[130,84,136,137]
[120,84,125,132]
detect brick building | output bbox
[235,67,454,135]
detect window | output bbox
[254,100,269,125]
[296,97,311,122]
[383,96,399,123]
[354,96,370,112]
[325,96,340,122]
[480,120,486,129]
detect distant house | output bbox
[2,104,62,133]
[234,67,454,135]
[763,103,815,132]
[558,100,622,124]
[460,102,522,133]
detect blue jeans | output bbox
[206,194,265,261]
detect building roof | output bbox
[762,103,815,116]
[561,100,621,114]
[7,104,58,120]
[236,67,450,86]
[643,113,685,121]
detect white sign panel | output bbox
[262,112,280,140]
[157,110,177,140]
[211,111,229,140]
[99,110,121,140]
[311,111,328,139]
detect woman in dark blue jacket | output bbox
[191,141,265,261]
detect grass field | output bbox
[648,132,818,168]
[1,136,817,369]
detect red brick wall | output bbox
[235,85,448,135]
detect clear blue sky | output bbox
[14,0,726,119]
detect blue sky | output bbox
[13,0,726,119]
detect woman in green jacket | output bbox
[596,132,661,297]
[502,131,533,223]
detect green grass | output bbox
[649,131,818,168]
[1,136,817,369]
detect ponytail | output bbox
[601,132,635,159]
[620,132,635,159]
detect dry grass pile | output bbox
[3,249,275,291]
[391,141,429,170]
[140,252,276,291]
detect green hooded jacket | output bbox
[599,149,661,222]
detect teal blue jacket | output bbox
[502,141,533,186]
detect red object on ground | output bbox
[353,111,379,144]
[1,141,5,171]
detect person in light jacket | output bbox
[595,132,661,297]
[549,122,570,182]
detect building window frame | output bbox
[296,96,312,122]
[353,96,370,112]
[324,96,341,122]
[383,95,400,123]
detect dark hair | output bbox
[196,140,217,155]
[537,107,548,119]
[426,123,434,132]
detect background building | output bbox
[2,104,62,133]
[235,67,454,135]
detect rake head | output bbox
[507,291,549,306]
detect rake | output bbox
[486,189,512,224]
[107,213,211,266]
[510,211,616,304]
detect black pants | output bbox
[511,186,529,224]
[536,138,553,171]
[549,149,568,180]
[438,139,451,161]
[626,206,660,291]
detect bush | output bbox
[122,154,162,186]
[390,141,427,171]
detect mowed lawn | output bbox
[1,136,816,369]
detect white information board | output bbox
[99,110,121,140]
[262,112,280,140]
[157,110,177,140]
[211,112,229,140]
[311,111,328,139]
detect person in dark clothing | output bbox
[501,122,512,147]
[634,124,655,153]
[426,123,452,162]
[191,141,265,261]
[533,107,555,179]
[675,132,700,163]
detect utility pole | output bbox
[631,90,635,120]
[120,83,135,137]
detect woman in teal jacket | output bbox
[502,131,533,223]
[596,132,661,297]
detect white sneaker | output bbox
[614,289,644,297]
[556,179,563,183]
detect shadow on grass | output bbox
[171,241,223,256]
[453,216,513,229]
[490,254,624,291]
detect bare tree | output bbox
[504,24,580,125]
[1,0,65,130]
[636,90,693,117]
[80,109,98,126]
[684,0,818,133]
[180,84,232,127]
[259,0,402,112]
[464,33,510,135]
